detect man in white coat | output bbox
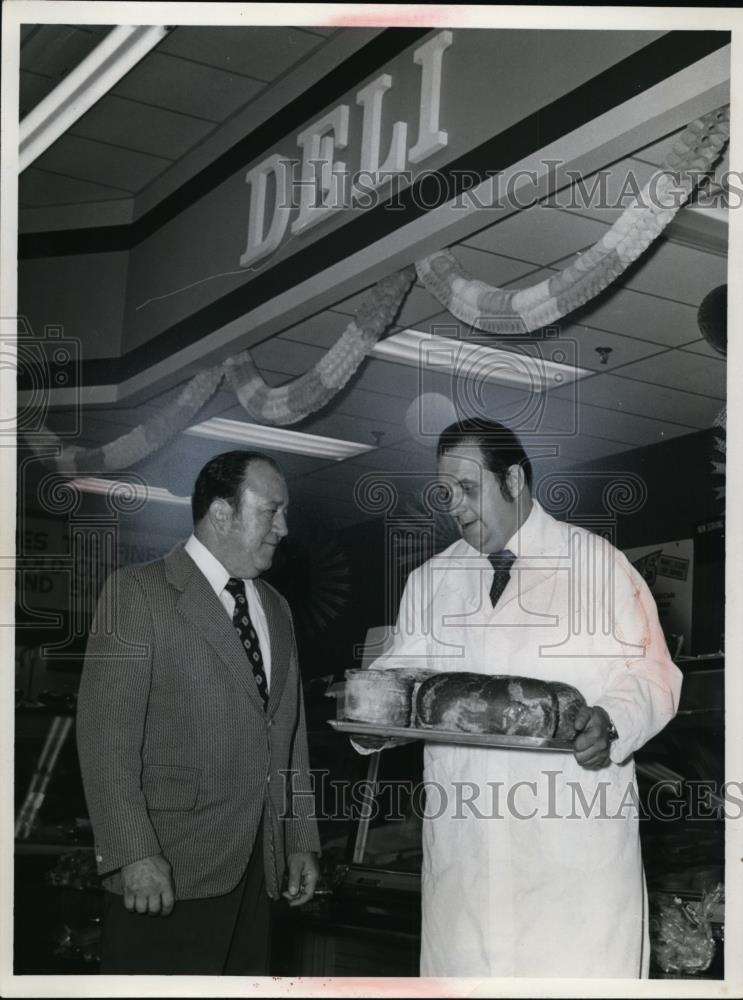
[358,418,682,978]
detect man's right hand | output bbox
[121,854,175,917]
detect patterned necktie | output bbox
[488,549,516,608]
[225,577,269,709]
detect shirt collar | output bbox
[184,533,232,599]
[505,498,544,558]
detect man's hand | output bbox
[282,852,320,908]
[121,854,175,917]
[351,734,408,751]
[573,705,615,770]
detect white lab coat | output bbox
[369,501,682,978]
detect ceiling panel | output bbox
[250,338,325,376]
[38,133,173,192]
[112,52,266,121]
[462,206,610,267]
[277,310,353,349]
[554,372,724,427]
[557,156,658,226]
[588,239,726,309]
[70,94,215,160]
[296,410,407,448]
[19,168,133,206]
[612,350,726,398]
[19,69,56,118]
[19,24,112,79]
[419,311,667,372]
[157,26,323,81]
[678,337,726,360]
[308,384,412,426]
[351,357,463,401]
[499,263,706,349]
[443,245,545,286]
[541,323,667,372]
[466,385,674,448]
[560,396,697,446]
[573,288,705,349]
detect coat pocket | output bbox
[141,764,201,811]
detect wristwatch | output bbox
[606,717,619,742]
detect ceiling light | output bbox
[371,328,590,390]
[19,25,170,172]
[183,417,376,460]
[70,477,190,506]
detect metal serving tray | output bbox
[329,719,576,752]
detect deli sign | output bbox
[240,30,453,268]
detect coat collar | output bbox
[165,543,291,717]
[434,502,572,611]
[254,578,291,716]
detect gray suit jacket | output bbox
[76,542,320,900]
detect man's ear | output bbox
[505,464,526,500]
[209,497,233,533]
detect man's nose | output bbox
[274,511,288,537]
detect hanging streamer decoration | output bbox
[26,267,415,473]
[26,106,729,474]
[415,106,729,333]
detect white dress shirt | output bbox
[184,534,271,688]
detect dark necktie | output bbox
[488,549,516,608]
[225,577,269,709]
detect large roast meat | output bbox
[414,672,586,739]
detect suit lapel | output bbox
[168,546,266,711]
[256,580,291,717]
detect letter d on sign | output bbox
[240,154,293,268]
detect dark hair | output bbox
[436,418,533,499]
[191,451,280,525]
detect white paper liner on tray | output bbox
[329,719,576,752]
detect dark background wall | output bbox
[568,426,723,549]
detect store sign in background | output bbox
[16,515,176,616]
[121,29,663,351]
[625,539,693,656]
[15,514,180,695]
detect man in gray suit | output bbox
[77,451,320,974]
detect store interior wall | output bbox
[17,251,128,358]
